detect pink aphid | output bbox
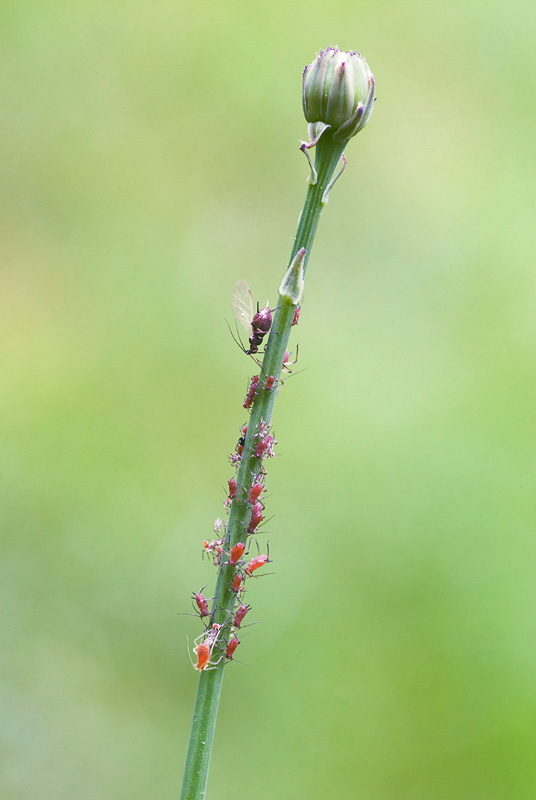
[243,375,259,409]
[255,438,268,458]
[248,482,263,504]
[233,603,250,629]
[247,503,263,533]
[292,306,300,326]
[255,434,276,459]
[229,542,245,566]
[265,375,275,390]
[226,636,240,660]
[245,553,270,577]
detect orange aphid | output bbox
[190,623,223,672]
[196,642,211,671]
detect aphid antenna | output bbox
[225,655,249,667]
[227,624,260,641]
[231,619,263,633]
[178,610,214,621]
[247,570,276,581]
[180,605,214,622]
[186,635,196,670]
[279,366,308,383]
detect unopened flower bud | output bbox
[302,47,375,144]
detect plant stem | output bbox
[180,131,346,800]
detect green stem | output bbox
[179,131,346,800]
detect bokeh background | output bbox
[2,1,536,798]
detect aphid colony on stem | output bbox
[190,414,276,668]
[186,280,299,671]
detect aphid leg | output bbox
[282,344,299,374]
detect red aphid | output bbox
[226,636,240,660]
[265,375,275,390]
[233,603,250,628]
[249,482,263,504]
[192,589,210,618]
[247,503,263,533]
[228,478,237,499]
[232,573,244,594]
[229,541,245,566]
[292,306,300,326]
[241,424,248,435]
[245,554,270,576]
[243,375,259,409]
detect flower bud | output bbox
[302,47,375,144]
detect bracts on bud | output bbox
[302,47,375,145]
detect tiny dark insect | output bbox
[231,281,273,356]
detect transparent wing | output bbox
[231,280,254,333]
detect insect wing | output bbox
[232,280,254,334]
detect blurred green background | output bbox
[2,1,536,798]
